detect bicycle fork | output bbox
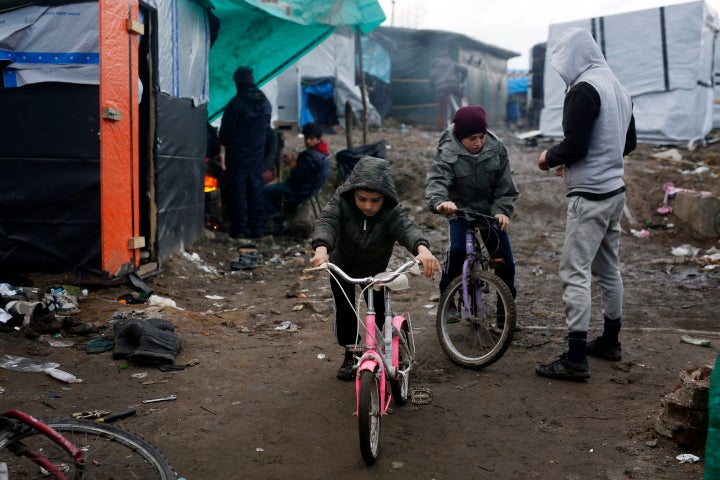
[355,290,409,417]
[461,234,486,320]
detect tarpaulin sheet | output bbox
[540,1,720,144]
[207,0,385,120]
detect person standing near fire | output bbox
[219,66,272,239]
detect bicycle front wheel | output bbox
[436,270,516,369]
[358,370,381,465]
[1,418,175,479]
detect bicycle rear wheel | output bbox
[358,370,381,465]
[389,321,411,406]
[1,418,175,479]
[436,270,516,369]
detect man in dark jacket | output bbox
[535,28,637,382]
[311,156,441,380]
[219,66,272,238]
[262,122,329,227]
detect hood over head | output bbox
[339,156,399,208]
[550,27,608,86]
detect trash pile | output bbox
[0,283,97,338]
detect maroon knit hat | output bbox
[453,105,488,140]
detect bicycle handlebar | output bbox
[303,260,421,286]
[453,208,499,227]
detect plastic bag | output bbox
[0,354,59,372]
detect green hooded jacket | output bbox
[425,129,519,217]
[311,156,430,278]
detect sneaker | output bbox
[535,353,590,381]
[445,303,461,324]
[586,336,622,361]
[336,350,356,381]
[44,287,80,315]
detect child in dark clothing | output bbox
[310,156,441,380]
[262,122,329,228]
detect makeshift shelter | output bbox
[0,0,209,277]
[540,1,719,144]
[373,27,518,126]
[507,69,529,124]
[527,42,546,128]
[262,28,383,130]
[0,0,384,277]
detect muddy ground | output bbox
[1,121,720,479]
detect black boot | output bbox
[336,348,355,381]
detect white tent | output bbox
[262,28,381,128]
[540,1,719,144]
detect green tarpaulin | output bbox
[208,0,385,120]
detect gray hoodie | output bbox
[550,27,633,195]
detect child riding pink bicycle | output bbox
[310,156,441,380]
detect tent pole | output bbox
[356,27,368,145]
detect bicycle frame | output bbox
[355,287,409,418]
[1,410,83,479]
[460,226,489,323]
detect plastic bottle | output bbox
[45,368,78,383]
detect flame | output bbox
[204,174,218,193]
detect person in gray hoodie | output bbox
[535,27,637,381]
[311,156,441,380]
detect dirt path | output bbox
[2,124,719,479]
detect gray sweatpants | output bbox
[560,193,625,332]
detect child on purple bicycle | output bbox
[311,156,441,381]
[425,105,519,325]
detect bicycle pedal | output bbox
[410,386,433,405]
[489,258,505,268]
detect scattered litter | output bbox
[0,386,4,395]
[274,320,298,332]
[317,353,327,360]
[0,309,12,324]
[0,354,59,373]
[131,372,149,379]
[422,303,435,309]
[292,305,304,311]
[652,148,682,161]
[45,368,78,383]
[181,250,219,274]
[39,335,75,348]
[85,337,115,353]
[630,228,649,238]
[676,453,700,464]
[680,335,711,347]
[532,266,544,276]
[205,295,225,300]
[0,283,17,296]
[391,461,405,469]
[671,244,700,257]
[256,447,264,452]
[680,166,709,175]
[146,295,183,310]
[657,182,712,215]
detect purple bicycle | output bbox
[436,208,517,369]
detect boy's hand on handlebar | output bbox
[311,246,329,268]
[415,245,441,279]
[436,201,457,216]
[494,213,510,232]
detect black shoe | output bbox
[535,353,590,381]
[446,304,460,324]
[586,336,622,361]
[336,350,355,381]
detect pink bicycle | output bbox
[306,260,420,465]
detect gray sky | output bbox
[376,0,720,69]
